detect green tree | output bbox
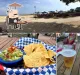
[60,0,80,5]
[69,9,75,13]
[75,7,80,12]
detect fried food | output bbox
[47,50,56,59]
[24,43,42,55]
[23,52,50,67]
[23,43,56,67]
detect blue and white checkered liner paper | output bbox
[4,37,56,75]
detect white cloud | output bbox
[68,2,80,9]
[34,1,40,4]
[43,0,80,11]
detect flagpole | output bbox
[34,6,36,19]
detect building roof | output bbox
[9,2,21,7]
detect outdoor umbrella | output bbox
[9,2,22,9]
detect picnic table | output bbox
[57,42,80,75]
[0,36,55,50]
[0,36,56,75]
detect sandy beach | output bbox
[0,15,80,32]
[0,15,80,25]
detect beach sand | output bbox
[0,15,80,32]
[0,15,80,24]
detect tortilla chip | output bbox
[24,43,47,55]
[23,52,50,67]
[23,43,56,67]
[35,47,49,58]
[47,50,56,58]
[49,60,56,65]
[24,43,37,55]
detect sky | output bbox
[0,0,80,15]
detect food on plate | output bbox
[24,43,45,55]
[23,43,56,67]
[24,43,49,58]
[23,52,50,67]
[47,50,56,59]
[0,46,23,61]
[34,46,49,58]
[24,43,36,55]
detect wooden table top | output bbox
[57,42,80,75]
[0,36,55,51]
